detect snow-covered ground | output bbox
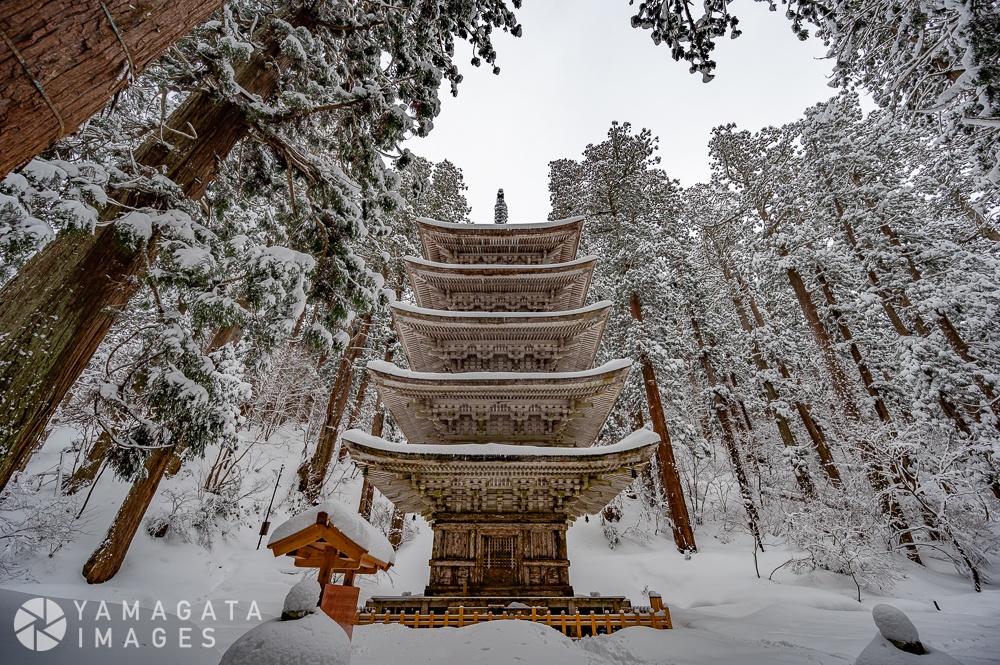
[2,425,998,664]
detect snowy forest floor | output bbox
[1,425,998,665]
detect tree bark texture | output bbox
[0,11,306,493]
[388,508,405,551]
[302,314,372,501]
[63,430,112,495]
[0,0,226,177]
[628,292,697,552]
[781,261,865,423]
[339,343,390,462]
[358,476,375,521]
[82,442,174,583]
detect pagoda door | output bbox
[480,532,519,588]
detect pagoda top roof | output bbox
[366,358,631,447]
[415,216,584,265]
[342,428,659,518]
[403,255,597,312]
[389,300,612,373]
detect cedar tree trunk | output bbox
[302,314,372,501]
[0,8,309,492]
[0,0,226,177]
[82,442,174,583]
[629,292,697,552]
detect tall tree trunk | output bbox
[948,189,1000,242]
[339,342,389,462]
[813,170,983,441]
[82,443,175,583]
[78,320,240,582]
[302,314,372,500]
[719,252,842,486]
[0,8,311,493]
[359,377,393,528]
[388,508,405,551]
[812,266,922,563]
[721,267,816,495]
[689,314,764,551]
[831,161,1000,425]
[877,221,1000,426]
[812,268,895,426]
[358,476,376,521]
[782,260,865,422]
[0,0,227,177]
[63,431,112,495]
[628,292,697,552]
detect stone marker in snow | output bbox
[855,604,963,665]
[220,581,351,665]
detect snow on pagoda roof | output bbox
[390,300,612,320]
[403,255,597,312]
[344,427,657,459]
[415,216,585,231]
[368,357,630,382]
[365,358,632,447]
[389,300,612,373]
[415,216,584,265]
[342,428,659,518]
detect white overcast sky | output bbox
[410,0,835,223]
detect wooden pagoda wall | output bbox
[426,514,573,597]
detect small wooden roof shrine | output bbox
[344,429,658,519]
[267,504,393,586]
[390,301,612,373]
[403,255,597,313]
[365,359,631,447]
[415,216,584,265]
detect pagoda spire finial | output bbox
[494,188,508,225]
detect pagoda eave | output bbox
[342,429,659,519]
[403,255,596,312]
[389,300,612,373]
[415,216,584,265]
[366,359,632,447]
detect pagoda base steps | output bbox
[364,594,631,615]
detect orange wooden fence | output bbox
[354,606,671,638]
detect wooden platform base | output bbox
[355,603,671,638]
[365,594,631,615]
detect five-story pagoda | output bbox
[343,215,659,612]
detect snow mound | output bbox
[220,612,350,665]
[283,579,321,617]
[268,498,395,565]
[873,604,921,646]
[854,637,964,665]
[353,620,594,665]
[855,605,964,665]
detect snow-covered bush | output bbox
[0,479,78,576]
[144,485,242,549]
